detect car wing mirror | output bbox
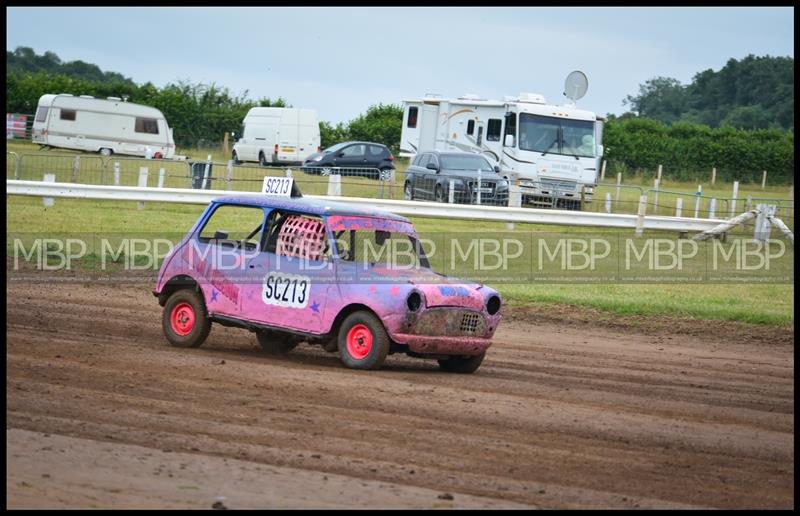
[337,152,345,157]
[426,163,438,171]
[504,134,515,147]
[494,165,500,174]
[213,230,229,241]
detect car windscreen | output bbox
[323,142,349,154]
[439,155,494,172]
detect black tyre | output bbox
[404,181,414,200]
[438,352,486,374]
[232,150,241,165]
[99,147,112,157]
[162,289,211,348]
[435,184,445,203]
[259,152,268,167]
[379,168,393,182]
[256,329,299,354]
[337,311,390,370]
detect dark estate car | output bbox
[301,141,396,180]
[404,151,509,205]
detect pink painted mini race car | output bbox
[154,192,502,373]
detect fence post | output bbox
[71,155,80,183]
[476,169,482,205]
[615,172,622,205]
[761,170,767,190]
[226,160,233,191]
[580,185,586,211]
[113,161,120,186]
[43,173,55,207]
[634,195,647,237]
[13,152,20,179]
[600,160,606,181]
[653,178,660,213]
[223,132,229,157]
[157,167,166,188]
[506,180,521,230]
[709,198,716,219]
[327,173,341,197]
[137,167,149,210]
[448,179,455,204]
[753,204,774,243]
[657,164,662,182]
[202,154,212,190]
[730,181,739,217]
[711,167,716,185]
[675,198,683,217]
[694,184,702,218]
[605,192,612,213]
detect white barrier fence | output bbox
[9,179,735,234]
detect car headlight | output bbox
[312,155,323,162]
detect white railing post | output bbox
[675,198,683,218]
[43,173,55,207]
[71,155,80,183]
[653,178,660,213]
[615,172,622,205]
[599,160,606,181]
[448,179,455,204]
[634,194,647,237]
[605,192,612,213]
[694,185,702,218]
[476,169,482,205]
[730,181,739,217]
[708,198,716,219]
[157,167,166,188]
[201,154,212,190]
[137,167,149,210]
[226,160,233,191]
[711,167,716,185]
[327,172,341,197]
[761,170,767,190]
[113,161,120,186]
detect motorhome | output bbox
[400,90,605,208]
[31,94,175,158]
[232,107,320,166]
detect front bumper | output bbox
[391,334,493,356]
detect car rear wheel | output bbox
[99,147,112,157]
[337,311,389,370]
[259,152,268,167]
[232,150,241,165]
[404,181,414,200]
[256,329,299,354]
[162,289,211,348]
[438,352,485,374]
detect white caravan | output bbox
[232,107,320,166]
[400,84,605,207]
[31,94,175,158]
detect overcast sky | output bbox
[6,6,794,124]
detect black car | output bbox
[404,151,509,205]
[300,141,395,180]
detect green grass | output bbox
[6,196,794,325]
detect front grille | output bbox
[413,308,486,336]
[460,313,481,333]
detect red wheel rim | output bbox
[346,324,373,360]
[170,302,195,336]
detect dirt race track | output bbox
[6,275,794,509]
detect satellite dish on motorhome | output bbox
[563,71,588,102]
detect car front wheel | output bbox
[162,289,211,348]
[404,181,414,200]
[435,184,445,203]
[337,311,389,370]
[232,150,241,165]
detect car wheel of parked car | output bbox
[438,352,485,374]
[162,289,211,348]
[320,167,332,176]
[99,147,112,157]
[256,329,299,354]
[232,151,241,165]
[337,311,390,370]
[404,181,414,200]
[259,153,268,167]
[379,168,393,182]
[435,185,445,203]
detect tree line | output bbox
[5,47,793,182]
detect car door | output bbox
[420,153,440,200]
[335,143,368,171]
[242,209,336,334]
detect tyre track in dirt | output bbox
[6,279,794,508]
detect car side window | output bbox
[368,145,384,156]
[198,204,265,251]
[264,210,330,262]
[341,144,365,158]
[418,154,430,169]
[429,154,439,170]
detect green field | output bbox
[6,195,794,325]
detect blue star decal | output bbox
[210,289,219,303]
[310,300,320,313]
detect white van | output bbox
[31,94,175,158]
[232,107,320,166]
